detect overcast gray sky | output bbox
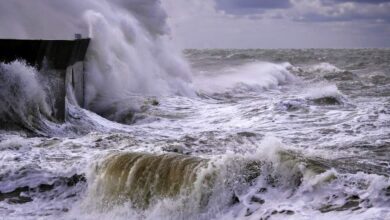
[163,0,390,48]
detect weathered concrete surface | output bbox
[0,39,90,121]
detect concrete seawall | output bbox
[0,39,90,121]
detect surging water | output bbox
[1,49,389,220]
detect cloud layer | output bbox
[216,0,390,23]
[163,0,390,48]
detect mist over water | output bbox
[0,1,390,220]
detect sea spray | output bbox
[83,4,195,122]
[0,61,53,132]
[0,0,195,123]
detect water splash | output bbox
[0,61,53,133]
[0,0,195,123]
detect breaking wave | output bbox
[194,62,296,95]
[0,61,54,134]
[304,83,347,105]
[67,138,390,220]
[308,62,342,74]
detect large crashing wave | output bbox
[0,61,53,133]
[71,139,390,220]
[0,0,195,122]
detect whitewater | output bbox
[1,1,390,220]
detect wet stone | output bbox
[385,186,390,196]
[286,210,295,215]
[66,174,86,187]
[0,186,32,204]
[283,103,300,111]
[348,195,360,201]
[279,210,295,215]
[8,196,33,204]
[151,99,159,106]
[319,199,360,213]
[38,184,55,192]
[352,206,362,211]
[162,145,191,154]
[237,131,257,137]
[243,161,262,183]
[230,193,240,205]
[265,175,278,188]
[245,208,254,217]
[311,97,341,105]
[250,196,265,205]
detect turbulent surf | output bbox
[0,1,390,220]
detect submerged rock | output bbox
[162,144,191,154]
[0,174,85,204]
[319,195,361,213]
[250,195,265,204]
[311,96,341,105]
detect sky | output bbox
[162,0,390,48]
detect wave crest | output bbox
[0,61,53,133]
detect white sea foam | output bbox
[304,83,343,100]
[194,62,296,94]
[309,62,342,73]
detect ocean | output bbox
[0,48,389,220]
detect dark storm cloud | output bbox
[216,0,292,14]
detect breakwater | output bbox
[0,38,90,121]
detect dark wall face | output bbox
[0,39,90,122]
[0,39,90,70]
